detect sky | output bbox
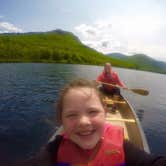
[0,0,166,61]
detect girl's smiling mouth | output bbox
[76,129,96,136]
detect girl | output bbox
[55,78,124,166]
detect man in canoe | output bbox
[97,62,127,112]
[9,79,166,166]
[97,62,126,96]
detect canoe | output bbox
[51,94,150,153]
[103,94,150,153]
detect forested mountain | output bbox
[0,30,135,68]
[0,29,166,74]
[107,53,166,74]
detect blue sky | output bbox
[0,0,166,61]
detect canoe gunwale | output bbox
[123,97,150,153]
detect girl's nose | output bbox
[79,115,91,125]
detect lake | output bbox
[0,63,166,163]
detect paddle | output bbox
[97,81,149,96]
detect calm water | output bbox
[0,63,166,163]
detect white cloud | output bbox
[74,21,128,54]
[0,22,23,33]
[74,15,166,61]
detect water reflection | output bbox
[136,109,145,122]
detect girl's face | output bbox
[62,87,106,149]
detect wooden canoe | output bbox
[103,94,150,153]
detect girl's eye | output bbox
[66,114,77,118]
[89,110,99,115]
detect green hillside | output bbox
[0,29,166,74]
[0,30,134,68]
[107,53,166,74]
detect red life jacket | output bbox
[97,71,118,92]
[56,123,125,166]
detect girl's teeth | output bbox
[79,131,92,135]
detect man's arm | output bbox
[114,72,126,88]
